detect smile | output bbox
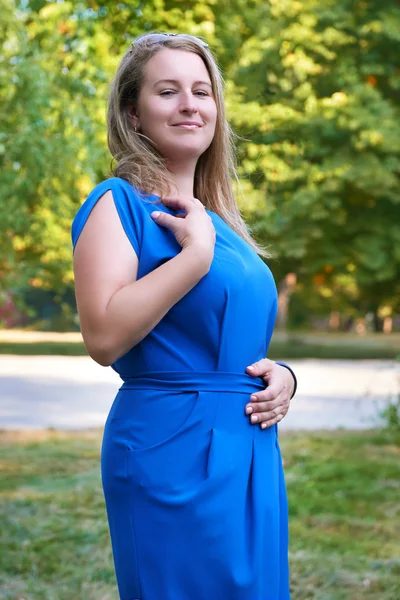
[172,123,202,129]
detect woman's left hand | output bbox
[244,359,294,429]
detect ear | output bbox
[127,104,140,130]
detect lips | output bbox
[172,122,202,127]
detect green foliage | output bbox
[224,0,400,317]
[380,357,400,441]
[0,0,213,306]
[0,1,122,297]
[0,0,399,324]
[380,394,400,440]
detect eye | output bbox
[159,90,176,96]
[194,90,209,97]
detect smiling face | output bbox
[132,49,218,163]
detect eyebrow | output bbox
[153,79,212,88]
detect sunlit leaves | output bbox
[1,0,399,325]
[224,0,400,319]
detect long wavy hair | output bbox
[107,33,269,257]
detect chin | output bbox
[162,141,211,162]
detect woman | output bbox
[72,32,297,600]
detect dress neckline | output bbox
[141,188,216,216]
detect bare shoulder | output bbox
[73,189,138,340]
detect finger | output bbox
[247,391,289,423]
[151,211,181,231]
[260,413,284,429]
[193,198,206,209]
[245,396,282,416]
[247,385,281,406]
[259,393,290,428]
[249,403,286,425]
[246,358,275,378]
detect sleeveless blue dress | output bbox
[71,177,289,600]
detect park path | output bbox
[0,356,398,430]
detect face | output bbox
[132,49,217,162]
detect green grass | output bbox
[0,331,399,359]
[0,430,399,599]
[270,337,399,359]
[0,341,87,356]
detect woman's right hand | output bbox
[151,196,216,268]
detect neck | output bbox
[165,159,197,200]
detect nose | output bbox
[179,91,199,114]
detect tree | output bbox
[220,0,400,324]
[0,0,215,313]
[1,0,399,329]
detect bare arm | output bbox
[73,191,214,366]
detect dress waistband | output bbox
[119,371,266,394]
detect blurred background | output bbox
[1,0,399,359]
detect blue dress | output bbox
[71,177,289,600]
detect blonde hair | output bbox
[107,33,269,257]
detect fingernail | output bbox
[245,406,253,415]
[151,211,160,219]
[250,395,257,402]
[261,423,267,429]
[247,366,255,371]
[251,415,258,423]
